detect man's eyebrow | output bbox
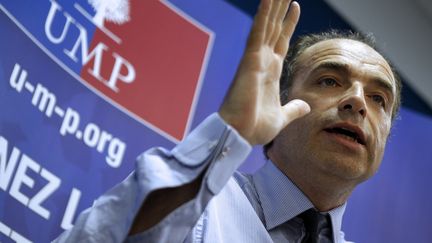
[313,61,395,97]
[372,77,395,98]
[313,61,350,74]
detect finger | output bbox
[246,0,272,50]
[275,1,300,55]
[266,0,283,44]
[270,0,291,46]
[281,99,310,125]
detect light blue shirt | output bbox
[54,113,352,243]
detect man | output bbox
[54,0,401,242]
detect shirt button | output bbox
[221,147,230,157]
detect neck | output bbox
[285,168,354,211]
[268,152,356,212]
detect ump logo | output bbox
[44,0,213,142]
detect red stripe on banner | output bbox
[80,1,210,141]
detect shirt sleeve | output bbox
[52,113,252,243]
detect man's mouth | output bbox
[324,124,366,146]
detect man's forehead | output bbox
[300,39,387,66]
[296,38,396,90]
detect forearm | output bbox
[53,113,251,243]
[126,113,251,241]
[128,171,204,235]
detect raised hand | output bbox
[219,0,310,145]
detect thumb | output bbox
[281,99,310,125]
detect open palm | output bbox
[219,0,310,145]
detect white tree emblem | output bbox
[88,0,130,27]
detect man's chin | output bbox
[314,154,371,181]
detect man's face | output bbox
[271,39,397,184]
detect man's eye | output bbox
[371,95,386,107]
[319,78,338,87]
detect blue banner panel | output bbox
[0,0,252,242]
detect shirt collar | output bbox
[252,161,347,241]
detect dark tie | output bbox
[299,209,334,243]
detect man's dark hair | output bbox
[263,29,402,158]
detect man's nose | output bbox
[338,83,367,118]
